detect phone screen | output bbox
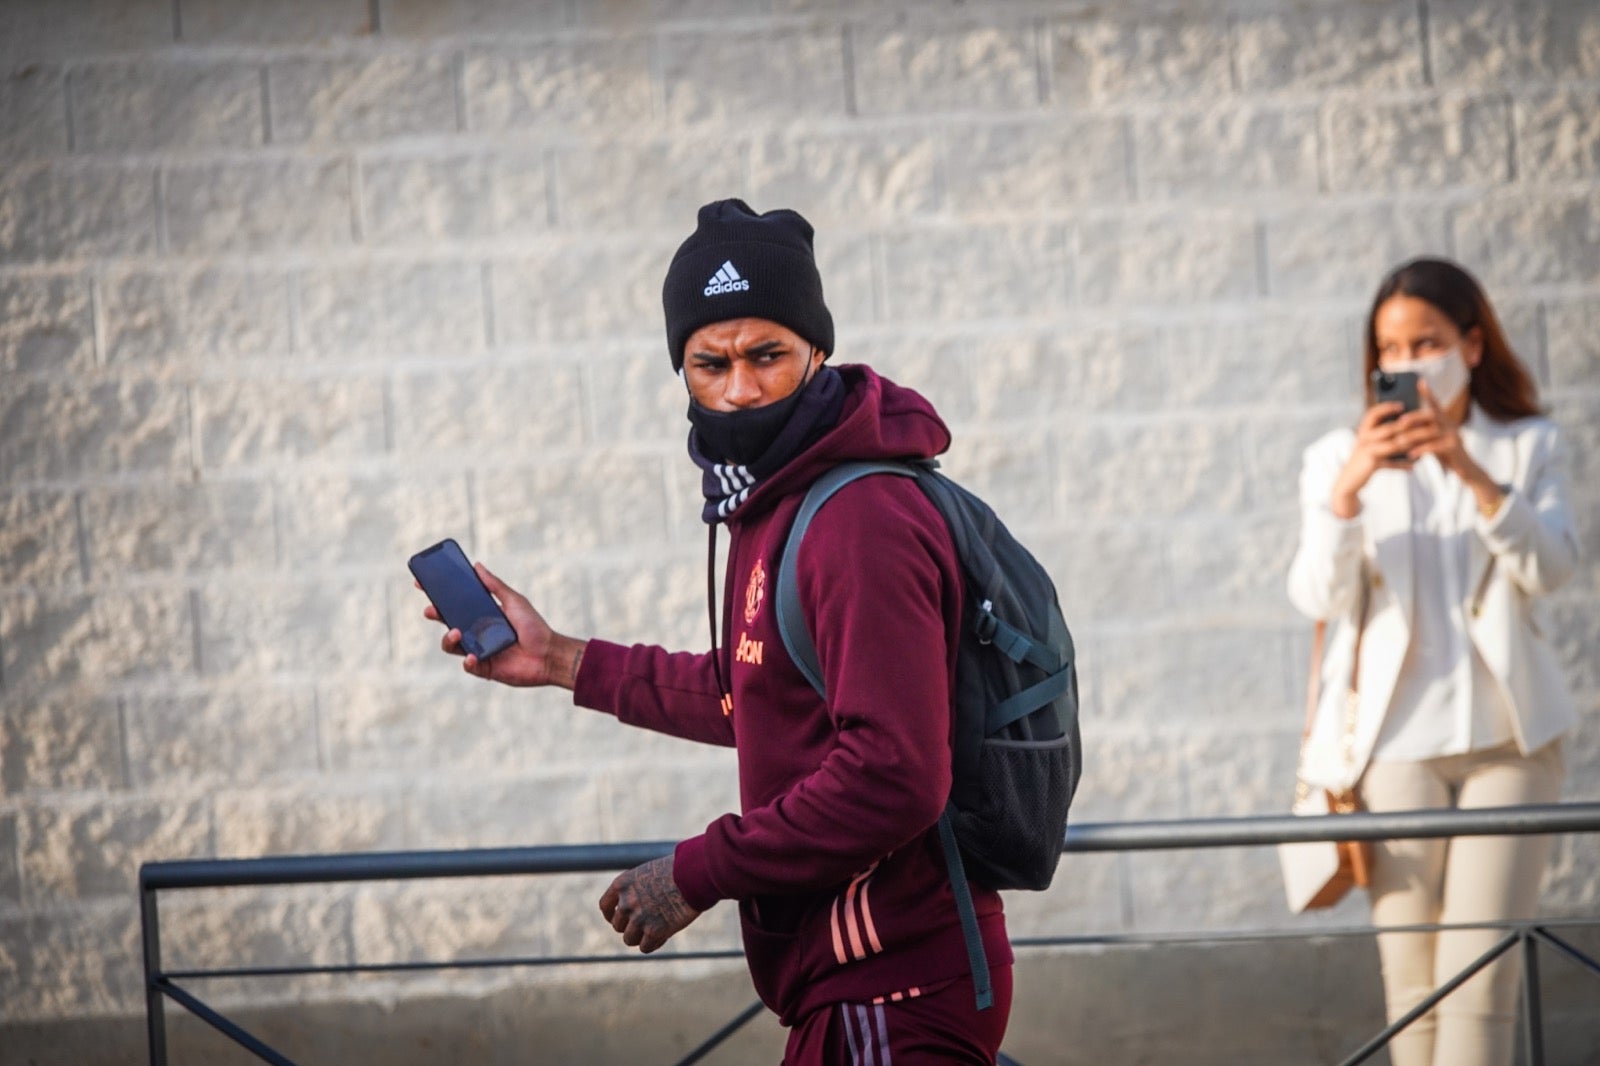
[408,539,517,660]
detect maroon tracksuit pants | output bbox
[783,966,1014,1065]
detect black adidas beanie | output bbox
[662,198,834,372]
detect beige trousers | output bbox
[1358,740,1564,1066]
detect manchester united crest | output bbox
[744,558,766,624]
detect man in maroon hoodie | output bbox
[424,200,1012,1064]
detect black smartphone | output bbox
[407,539,517,660]
[1370,369,1420,416]
[1370,369,1420,462]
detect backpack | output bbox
[774,459,1082,1011]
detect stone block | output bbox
[296,261,484,356]
[813,227,876,333]
[196,577,390,677]
[1517,88,1600,183]
[349,880,550,966]
[1182,729,1303,820]
[0,688,122,794]
[659,29,846,126]
[1077,209,1258,305]
[1545,298,1600,394]
[1429,0,1600,85]
[557,135,747,230]
[383,0,571,36]
[165,158,354,253]
[0,162,157,263]
[277,468,471,570]
[1070,727,1190,824]
[601,756,741,842]
[0,489,81,587]
[851,21,1039,116]
[320,674,541,772]
[0,589,194,690]
[585,349,700,448]
[1547,596,1600,696]
[391,360,586,458]
[879,223,1072,323]
[360,149,549,244]
[1159,311,1358,410]
[839,332,977,428]
[1134,104,1319,200]
[0,274,92,375]
[160,886,352,980]
[19,795,210,901]
[178,0,374,41]
[269,54,457,144]
[101,269,292,364]
[1049,13,1232,103]
[963,323,1164,424]
[80,478,275,578]
[1123,844,1322,933]
[1265,202,1451,300]
[463,39,653,133]
[1093,623,1294,728]
[1454,193,1600,291]
[0,378,192,482]
[70,61,262,151]
[1549,396,1600,506]
[1054,416,1252,521]
[937,428,1058,528]
[0,64,67,156]
[1247,409,1362,517]
[1165,509,1302,622]
[477,453,670,555]
[0,1,172,66]
[1001,850,1123,938]
[1234,2,1425,92]
[0,904,143,1019]
[490,238,676,345]
[586,551,709,651]
[214,786,407,856]
[123,686,318,789]
[408,769,608,848]
[1027,523,1172,626]
[1327,95,1511,192]
[941,116,1126,213]
[192,375,386,467]
[748,129,944,225]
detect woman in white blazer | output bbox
[1286,258,1579,1066]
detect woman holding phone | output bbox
[1286,257,1580,1066]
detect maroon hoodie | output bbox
[573,364,1009,1025]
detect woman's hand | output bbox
[1329,401,1413,517]
[1401,380,1504,515]
[419,562,587,690]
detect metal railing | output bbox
[139,802,1600,1065]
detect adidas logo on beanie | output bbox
[662,198,834,372]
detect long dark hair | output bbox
[1363,257,1542,421]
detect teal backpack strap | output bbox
[775,458,996,1013]
[775,460,915,695]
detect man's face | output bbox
[682,318,825,413]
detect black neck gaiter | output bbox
[686,364,846,523]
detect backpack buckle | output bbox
[975,599,998,644]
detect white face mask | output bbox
[1387,348,1470,408]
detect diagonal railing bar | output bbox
[1337,931,1520,1066]
[157,979,299,1066]
[671,999,767,1066]
[1531,926,1600,979]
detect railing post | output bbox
[1522,929,1544,1066]
[140,873,168,1066]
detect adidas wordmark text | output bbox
[704,260,750,296]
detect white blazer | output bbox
[1286,408,1580,792]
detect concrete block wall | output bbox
[1,0,1598,1052]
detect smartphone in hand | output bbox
[1370,369,1420,462]
[408,539,517,660]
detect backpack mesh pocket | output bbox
[954,731,1078,891]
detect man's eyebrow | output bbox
[745,340,784,355]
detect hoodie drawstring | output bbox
[707,524,734,716]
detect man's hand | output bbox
[418,562,586,689]
[598,855,702,954]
